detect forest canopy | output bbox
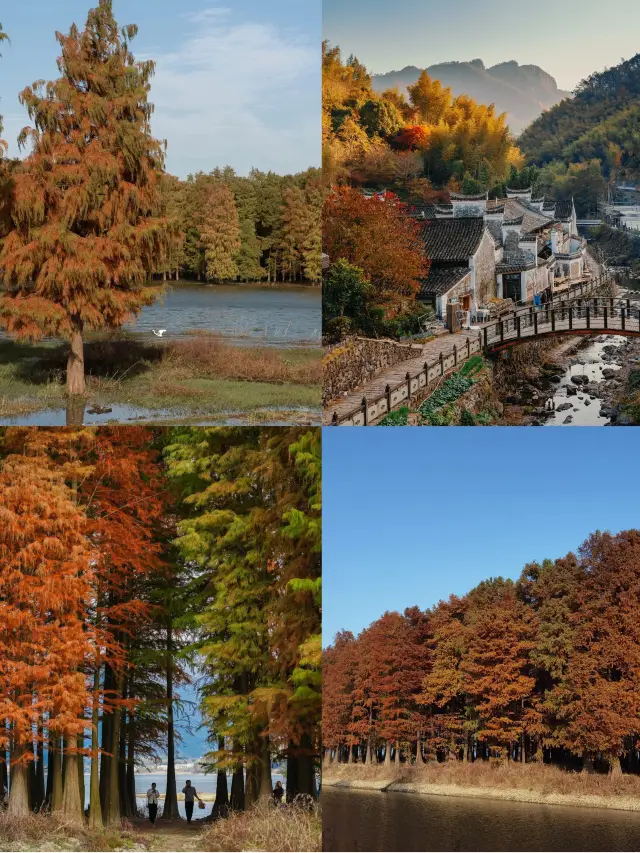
[323,529,640,776]
[0,426,321,824]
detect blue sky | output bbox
[0,0,320,178]
[323,0,640,91]
[323,428,640,645]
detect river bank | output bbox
[0,335,321,425]
[322,763,640,813]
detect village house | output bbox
[412,187,588,320]
[417,215,495,319]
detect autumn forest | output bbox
[0,427,321,831]
[323,530,640,776]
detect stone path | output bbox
[322,328,481,425]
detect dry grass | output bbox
[163,335,322,385]
[0,811,141,851]
[323,759,640,800]
[196,802,321,853]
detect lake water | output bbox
[123,283,320,346]
[322,788,640,852]
[82,770,285,820]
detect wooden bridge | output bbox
[483,295,640,351]
[326,276,621,426]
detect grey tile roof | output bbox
[450,191,489,201]
[555,199,574,219]
[407,203,436,218]
[496,231,537,272]
[504,198,553,234]
[486,219,503,247]
[419,267,470,298]
[418,217,486,263]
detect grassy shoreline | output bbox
[0,334,321,423]
[322,762,640,813]
[0,802,321,852]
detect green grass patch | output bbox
[378,406,409,426]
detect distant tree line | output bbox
[324,530,640,776]
[158,168,322,285]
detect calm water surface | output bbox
[322,788,640,852]
[124,283,320,345]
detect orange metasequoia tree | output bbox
[0,1,173,399]
[0,428,95,819]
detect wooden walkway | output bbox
[324,275,615,426]
[322,329,482,425]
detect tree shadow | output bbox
[0,336,165,386]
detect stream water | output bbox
[322,788,640,852]
[542,336,626,426]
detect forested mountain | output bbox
[324,529,640,774]
[519,53,640,182]
[323,42,523,192]
[372,59,571,135]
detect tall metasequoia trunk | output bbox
[50,734,63,811]
[8,742,30,817]
[230,743,245,811]
[583,752,595,773]
[245,743,260,808]
[416,733,424,766]
[285,742,298,803]
[61,735,83,822]
[34,724,45,810]
[118,702,129,817]
[126,710,136,817]
[66,324,86,396]
[161,619,179,820]
[89,665,103,829]
[258,736,272,802]
[78,733,85,812]
[610,756,623,777]
[215,737,229,809]
[347,743,353,764]
[364,740,371,766]
[104,671,125,826]
[99,662,114,815]
[293,732,316,798]
[0,743,8,797]
[384,740,391,767]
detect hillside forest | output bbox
[0,426,321,824]
[323,529,640,776]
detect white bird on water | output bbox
[152,329,167,337]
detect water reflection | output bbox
[322,788,640,852]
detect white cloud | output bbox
[146,8,320,177]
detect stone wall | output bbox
[323,337,423,405]
[473,229,497,305]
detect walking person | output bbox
[182,779,203,823]
[147,782,160,824]
[273,780,284,804]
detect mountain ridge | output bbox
[372,59,572,135]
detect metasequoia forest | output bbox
[323,530,640,776]
[0,3,320,398]
[0,426,321,825]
